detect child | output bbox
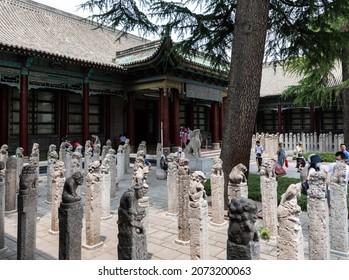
[255,141,264,172]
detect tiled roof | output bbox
[260,61,343,98]
[0,0,150,70]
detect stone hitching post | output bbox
[84,140,93,175]
[15,147,24,193]
[226,197,260,260]
[58,171,84,260]
[277,183,304,260]
[227,163,248,201]
[46,144,59,204]
[260,159,278,238]
[0,161,7,256]
[17,164,38,260]
[307,172,329,260]
[329,163,349,256]
[117,169,148,260]
[156,143,166,180]
[117,145,125,181]
[175,158,191,245]
[29,142,40,179]
[209,157,226,227]
[107,149,117,199]
[5,155,17,213]
[83,161,103,250]
[48,161,66,234]
[189,171,209,260]
[100,156,112,220]
[123,139,131,172]
[0,144,8,167]
[166,153,179,216]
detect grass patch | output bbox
[248,173,308,211]
[303,152,335,163]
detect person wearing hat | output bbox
[307,154,323,180]
[175,147,185,158]
[277,142,286,167]
[294,141,306,172]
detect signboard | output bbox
[185,83,222,102]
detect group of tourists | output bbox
[180,127,192,148]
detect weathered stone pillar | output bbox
[5,155,17,213]
[58,171,84,260]
[65,145,73,178]
[123,139,131,172]
[189,171,209,260]
[117,168,148,260]
[48,161,65,235]
[100,156,112,220]
[17,165,38,260]
[46,144,59,204]
[307,172,329,259]
[227,163,248,201]
[166,153,179,216]
[107,149,117,199]
[29,143,40,179]
[59,141,67,163]
[260,159,278,238]
[209,157,226,227]
[101,139,112,161]
[83,161,103,250]
[117,145,125,181]
[329,163,349,256]
[0,161,7,256]
[175,158,191,245]
[227,197,260,260]
[0,145,9,167]
[277,183,304,260]
[15,147,24,193]
[84,140,93,175]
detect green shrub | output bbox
[258,226,271,240]
[204,179,211,196]
[303,152,335,163]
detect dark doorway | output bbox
[135,99,158,147]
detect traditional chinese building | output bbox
[0,0,344,157]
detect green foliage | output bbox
[203,178,211,196]
[303,152,336,163]
[258,226,271,240]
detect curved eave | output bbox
[0,43,126,73]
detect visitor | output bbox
[175,147,185,159]
[294,141,306,172]
[277,142,286,167]
[340,144,349,165]
[119,133,127,145]
[255,140,264,172]
[160,150,169,171]
[306,154,323,180]
[186,127,192,145]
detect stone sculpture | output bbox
[184,129,201,158]
[0,161,6,255]
[117,144,125,181]
[137,141,147,155]
[15,147,24,193]
[84,140,93,175]
[166,153,179,216]
[189,171,209,260]
[101,139,112,161]
[100,155,112,219]
[61,171,83,204]
[277,183,304,260]
[123,138,131,172]
[307,172,329,259]
[17,164,38,260]
[46,144,59,203]
[106,148,117,198]
[117,170,148,260]
[226,197,260,260]
[5,156,17,212]
[210,157,226,226]
[228,163,248,200]
[0,144,8,163]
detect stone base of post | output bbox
[0,246,8,257]
[165,212,178,217]
[156,169,167,180]
[48,229,59,236]
[174,239,190,246]
[44,200,52,204]
[100,215,113,220]
[330,249,349,258]
[209,220,227,228]
[5,209,17,215]
[82,241,104,251]
[212,143,220,150]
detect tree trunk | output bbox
[341,49,349,145]
[220,0,270,209]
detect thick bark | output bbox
[341,50,349,145]
[220,0,270,209]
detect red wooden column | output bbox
[60,91,68,139]
[104,95,111,141]
[159,88,170,148]
[188,99,195,129]
[219,99,225,141]
[172,89,181,147]
[19,70,29,156]
[82,81,90,145]
[211,101,220,150]
[0,85,9,146]
[127,92,135,147]
[310,102,315,132]
[278,104,282,134]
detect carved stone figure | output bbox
[210,157,226,226]
[184,129,201,158]
[84,140,93,174]
[101,139,112,161]
[106,148,117,198]
[123,138,131,171]
[228,163,248,200]
[227,197,260,260]
[166,153,179,216]
[0,161,6,253]
[277,183,304,260]
[15,147,24,193]
[117,179,147,260]
[46,144,59,203]
[0,144,8,163]
[61,171,83,204]
[5,156,17,212]
[189,171,207,208]
[137,141,147,155]
[17,164,38,260]
[100,155,112,219]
